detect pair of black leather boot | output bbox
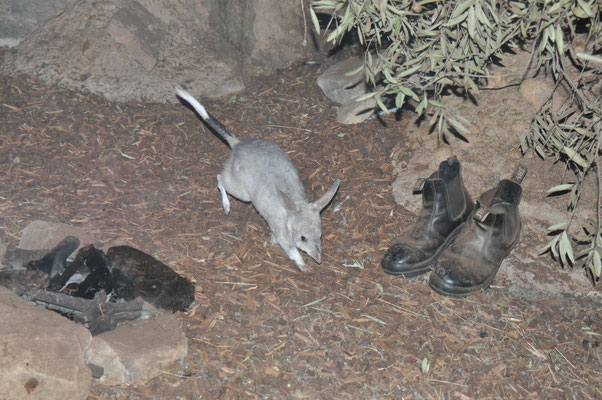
[381,156,527,297]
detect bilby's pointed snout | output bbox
[314,253,322,264]
[303,245,322,264]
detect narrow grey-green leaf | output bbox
[429,109,441,126]
[576,0,594,17]
[395,92,405,109]
[451,0,474,19]
[398,86,420,101]
[565,237,575,264]
[428,99,445,108]
[572,4,588,18]
[383,68,398,84]
[326,22,346,43]
[547,222,567,231]
[548,0,565,14]
[520,20,527,37]
[547,24,556,43]
[447,117,470,135]
[556,25,564,54]
[415,93,428,116]
[559,232,569,264]
[540,26,549,52]
[547,183,573,194]
[355,92,377,101]
[443,11,468,28]
[563,146,588,168]
[592,250,601,278]
[309,7,321,34]
[467,6,476,38]
[575,52,602,64]
[421,357,430,374]
[474,2,491,27]
[397,63,422,78]
[376,96,389,114]
[344,64,364,77]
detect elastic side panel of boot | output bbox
[440,160,467,221]
[486,181,522,247]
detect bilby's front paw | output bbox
[295,262,312,272]
[291,251,311,272]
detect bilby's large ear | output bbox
[277,187,299,213]
[312,179,341,211]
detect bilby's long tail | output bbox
[175,87,240,148]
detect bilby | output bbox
[176,87,340,272]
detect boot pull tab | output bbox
[446,155,458,165]
[510,164,528,184]
[413,178,426,194]
[473,206,490,222]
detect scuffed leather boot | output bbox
[381,156,475,277]
[429,164,527,297]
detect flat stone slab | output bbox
[0,286,93,400]
[19,220,99,251]
[86,312,188,384]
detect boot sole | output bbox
[428,270,498,298]
[381,223,465,278]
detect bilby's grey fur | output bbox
[176,87,340,271]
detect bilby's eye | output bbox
[301,235,307,242]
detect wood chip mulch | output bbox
[1,59,601,399]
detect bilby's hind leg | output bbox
[217,174,231,215]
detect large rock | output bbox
[0,0,70,46]
[336,96,378,124]
[0,286,93,400]
[316,57,380,124]
[19,220,99,252]
[207,0,314,73]
[317,57,367,105]
[1,0,316,102]
[85,313,188,383]
[519,76,571,111]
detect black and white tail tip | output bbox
[175,87,210,120]
[175,86,239,148]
